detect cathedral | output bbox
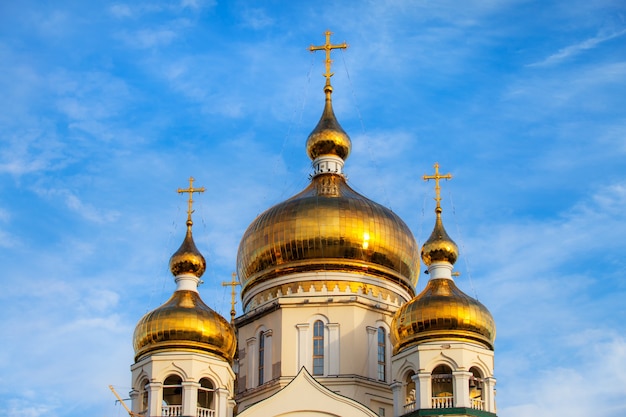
[127,33,497,417]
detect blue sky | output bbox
[1,1,625,416]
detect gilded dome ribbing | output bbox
[133,290,236,362]
[236,173,420,304]
[306,84,351,161]
[169,220,207,277]
[421,207,459,266]
[391,278,496,353]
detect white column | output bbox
[216,388,229,417]
[366,326,377,379]
[415,372,431,409]
[328,323,340,375]
[129,389,139,415]
[484,377,497,412]
[296,323,310,371]
[147,382,162,417]
[246,337,257,389]
[182,381,199,417]
[264,330,274,381]
[453,370,472,408]
[390,381,403,417]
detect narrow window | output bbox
[162,375,182,416]
[313,320,324,375]
[258,331,265,385]
[432,365,454,408]
[469,367,484,410]
[377,327,386,381]
[140,378,149,414]
[198,378,214,413]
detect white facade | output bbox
[234,271,411,417]
[130,351,236,417]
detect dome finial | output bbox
[306,31,352,173]
[308,30,348,87]
[423,162,452,213]
[421,163,458,266]
[169,177,207,278]
[177,176,206,230]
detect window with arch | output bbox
[405,370,416,405]
[377,327,386,381]
[162,375,183,415]
[198,378,215,415]
[313,320,324,375]
[139,378,149,414]
[431,365,453,408]
[258,331,265,385]
[469,367,485,410]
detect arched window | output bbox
[469,367,484,410]
[404,370,416,413]
[431,365,453,409]
[313,320,324,375]
[258,331,265,385]
[162,375,183,416]
[198,378,215,416]
[377,327,386,381]
[139,378,149,414]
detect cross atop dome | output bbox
[423,162,452,212]
[178,176,206,227]
[308,30,348,87]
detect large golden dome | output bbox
[133,214,236,363]
[391,278,496,354]
[237,173,420,302]
[236,75,419,306]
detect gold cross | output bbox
[177,177,205,225]
[423,163,452,209]
[222,272,241,325]
[308,30,348,84]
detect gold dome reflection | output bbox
[236,174,420,305]
[391,278,496,354]
[133,290,236,362]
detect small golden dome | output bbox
[133,290,236,362]
[237,173,420,305]
[306,85,351,161]
[391,278,496,354]
[421,207,459,266]
[169,221,206,277]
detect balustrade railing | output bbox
[431,396,454,408]
[403,401,415,413]
[471,398,485,410]
[197,407,215,417]
[162,405,182,416]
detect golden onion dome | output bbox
[391,278,496,354]
[236,173,420,303]
[421,207,459,266]
[133,290,236,362]
[306,84,351,161]
[237,44,418,308]
[133,200,235,363]
[169,220,207,277]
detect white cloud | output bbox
[528,28,626,67]
[109,4,133,18]
[239,7,274,30]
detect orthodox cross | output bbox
[222,272,241,325]
[177,177,205,225]
[423,163,452,209]
[308,30,348,83]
